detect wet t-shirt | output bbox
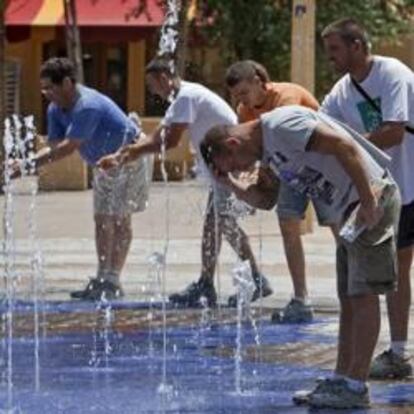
[261,106,389,223]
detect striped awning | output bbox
[6,0,165,27]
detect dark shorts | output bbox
[337,180,401,297]
[397,200,414,249]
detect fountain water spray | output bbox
[2,114,39,411]
[152,0,182,404]
[146,251,164,360]
[231,260,259,394]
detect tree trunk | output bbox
[177,0,190,78]
[0,0,6,158]
[63,0,84,83]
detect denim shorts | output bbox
[276,181,331,225]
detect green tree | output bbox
[198,0,414,98]
[199,0,292,81]
[316,0,414,95]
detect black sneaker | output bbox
[227,273,273,307]
[168,280,217,308]
[70,278,124,301]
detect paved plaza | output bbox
[2,178,414,345]
[1,178,414,413]
[2,178,339,307]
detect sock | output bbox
[199,277,214,287]
[293,296,311,306]
[343,376,366,393]
[391,341,409,358]
[97,265,109,281]
[103,270,120,286]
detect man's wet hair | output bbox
[322,18,371,53]
[145,56,178,78]
[40,57,77,84]
[225,60,270,88]
[200,125,232,169]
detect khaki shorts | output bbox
[337,179,401,297]
[93,155,153,217]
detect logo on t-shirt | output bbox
[356,98,382,132]
[267,152,336,205]
[279,166,336,205]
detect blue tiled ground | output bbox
[0,301,413,413]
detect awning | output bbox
[6,0,165,42]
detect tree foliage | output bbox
[196,0,414,98]
[197,0,292,81]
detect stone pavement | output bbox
[1,177,413,354]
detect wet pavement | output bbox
[0,179,413,413]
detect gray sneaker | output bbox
[308,378,370,409]
[271,298,313,324]
[293,377,334,405]
[370,349,413,379]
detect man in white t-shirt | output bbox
[320,18,414,380]
[98,57,272,307]
[200,105,401,409]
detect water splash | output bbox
[89,298,113,369]
[146,251,164,359]
[231,260,257,394]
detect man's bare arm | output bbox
[366,122,405,149]
[35,138,81,167]
[7,138,81,179]
[221,166,279,210]
[98,123,188,169]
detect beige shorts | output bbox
[93,155,153,217]
[337,179,401,297]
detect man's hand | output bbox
[97,152,122,170]
[4,159,23,180]
[97,146,132,170]
[212,166,279,210]
[356,183,385,229]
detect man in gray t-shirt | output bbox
[200,105,401,410]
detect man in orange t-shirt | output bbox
[226,60,330,323]
[237,81,319,122]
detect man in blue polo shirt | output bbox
[12,57,149,300]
